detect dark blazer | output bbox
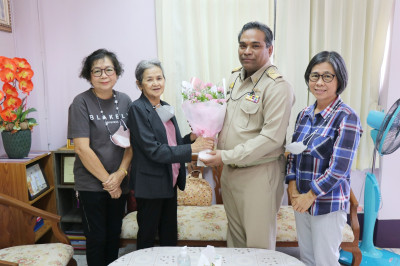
[127,93,192,198]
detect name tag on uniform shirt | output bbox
[245,93,260,103]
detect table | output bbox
[109,246,305,266]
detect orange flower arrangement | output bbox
[0,56,37,132]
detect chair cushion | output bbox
[0,243,74,266]
[121,204,354,243]
[276,205,355,242]
[121,204,227,241]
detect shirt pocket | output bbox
[238,100,260,129]
[309,135,334,160]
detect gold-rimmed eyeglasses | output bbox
[91,67,115,77]
[309,72,335,83]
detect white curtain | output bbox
[155,0,274,135]
[275,0,394,169]
[155,0,394,170]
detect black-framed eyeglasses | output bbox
[91,67,115,77]
[309,72,335,83]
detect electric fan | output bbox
[339,98,400,265]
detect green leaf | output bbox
[27,118,37,124]
[21,108,37,121]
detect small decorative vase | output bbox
[1,130,32,159]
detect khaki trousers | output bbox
[221,157,285,249]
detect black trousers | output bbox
[79,191,127,266]
[136,189,178,250]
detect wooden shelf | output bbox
[62,208,82,223]
[28,186,54,205]
[53,148,85,252]
[34,220,52,242]
[0,152,57,244]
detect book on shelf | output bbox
[65,230,84,235]
[70,239,86,250]
[34,217,44,232]
[70,240,86,245]
[67,235,86,240]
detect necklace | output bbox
[92,89,123,136]
[228,68,267,101]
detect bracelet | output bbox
[118,168,128,176]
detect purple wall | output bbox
[0,0,157,153]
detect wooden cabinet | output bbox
[0,152,57,244]
[52,147,81,232]
[52,147,86,253]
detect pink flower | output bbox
[205,94,213,100]
[195,91,201,97]
[204,82,214,88]
[217,87,224,93]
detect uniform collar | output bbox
[239,62,272,84]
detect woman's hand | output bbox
[108,186,122,199]
[288,180,300,204]
[103,170,125,191]
[191,136,214,153]
[291,190,317,213]
[189,132,198,142]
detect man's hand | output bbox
[291,190,317,213]
[200,150,223,167]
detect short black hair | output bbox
[80,49,123,81]
[238,21,273,48]
[304,51,348,95]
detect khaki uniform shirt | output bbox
[218,63,294,166]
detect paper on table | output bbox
[197,245,222,266]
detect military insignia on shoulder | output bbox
[231,66,242,73]
[266,65,282,80]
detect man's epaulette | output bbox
[266,65,282,80]
[231,66,242,73]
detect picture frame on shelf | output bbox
[61,154,75,185]
[67,139,74,149]
[26,163,49,200]
[0,0,11,32]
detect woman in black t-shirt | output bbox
[67,49,132,266]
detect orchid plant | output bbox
[181,77,226,104]
[0,56,37,132]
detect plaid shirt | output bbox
[286,96,363,216]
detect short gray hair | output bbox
[135,59,165,84]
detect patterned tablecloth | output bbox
[109,246,305,266]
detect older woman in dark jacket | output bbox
[127,59,213,250]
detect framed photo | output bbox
[26,163,49,200]
[0,0,11,32]
[61,154,75,185]
[67,139,74,149]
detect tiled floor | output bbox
[73,245,400,265]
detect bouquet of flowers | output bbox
[181,77,227,166]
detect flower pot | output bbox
[1,130,32,159]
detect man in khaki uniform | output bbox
[201,21,294,249]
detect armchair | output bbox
[0,192,76,266]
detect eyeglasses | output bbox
[91,67,115,77]
[309,72,335,83]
